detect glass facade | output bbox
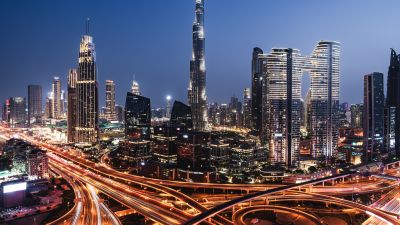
[363,72,384,161]
[251,47,266,136]
[125,92,151,140]
[188,0,208,131]
[170,100,193,130]
[27,85,42,125]
[308,41,341,159]
[75,33,99,145]
[264,48,303,166]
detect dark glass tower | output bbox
[125,92,151,140]
[188,0,207,131]
[9,97,26,128]
[251,47,266,136]
[386,49,400,156]
[363,72,384,162]
[170,101,193,130]
[27,85,42,126]
[75,24,99,145]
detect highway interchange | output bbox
[1,126,400,225]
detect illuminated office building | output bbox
[264,48,303,166]
[131,79,141,95]
[51,76,61,119]
[308,41,340,159]
[105,80,116,121]
[188,0,208,131]
[67,69,77,143]
[75,22,99,145]
[243,88,252,128]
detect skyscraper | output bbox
[51,76,61,119]
[105,80,116,121]
[170,101,193,130]
[166,95,172,118]
[9,97,26,128]
[308,41,340,159]
[27,85,42,125]
[243,88,252,128]
[75,22,99,145]
[131,79,141,95]
[363,72,384,162]
[350,103,363,128]
[386,49,400,156]
[188,0,207,131]
[67,69,77,143]
[125,92,151,140]
[251,47,266,135]
[2,99,10,123]
[264,48,303,166]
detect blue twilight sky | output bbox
[0,0,400,108]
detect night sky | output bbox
[1,0,400,108]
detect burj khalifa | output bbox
[188,0,208,131]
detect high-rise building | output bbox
[251,47,267,135]
[125,92,151,140]
[115,105,124,123]
[308,41,340,159]
[386,49,400,156]
[67,69,77,143]
[121,92,151,165]
[207,102,218,126]
[27,85,42,125]
[350,103,363,128]
[264,48,303,166]
[9,97,26,128]
[2,99,10,123]
[75,23,99,145]
[44,93,52,119]
[61,90,66,115]
[170,101,193,130]
[228,96,242,127]
[188,0,207,131]
[105,80,116,121]
[166,95,172,118]
[131,80,141,95]
[51,76,61,119]
[243,88,252,128]
[363,72,384,162]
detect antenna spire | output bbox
[86,18,90,34]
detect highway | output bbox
[183,173,400,225]
[232,205,324,225]
[3,128,230,225]
[48,156,192,225]
[48,166,121,225]
[1,126,399,225]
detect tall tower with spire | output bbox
[75,19,99,145]
[188,0,207,131]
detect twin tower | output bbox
[252,41,341,166]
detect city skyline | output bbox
[1,1,400,107]
[1,1,400,225]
